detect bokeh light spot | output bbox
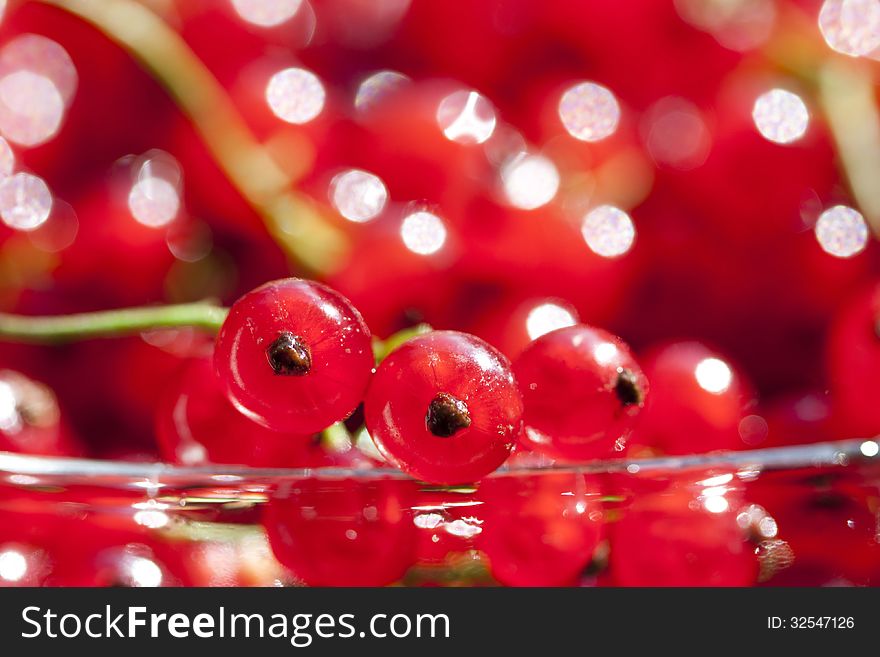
[581,205,636,257]
[752,88,809,144]
[401,210,447,255]
[558,81,620,142]
[266,67,325,124]
[814,205,869,258]
[0,172,52,231]
[330,169,388,223]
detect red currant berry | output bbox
[629,341,754,456]
[156,355,322,468]
[513,325,648,460]
[264,479,416,587]
[214,278,374,433]
[608,484,757,586]
[477,473,603,586]
[364,331,522,484]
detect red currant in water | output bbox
[608,483,757,587]
[629,342,753,456]
[155,355,320,468]
[513,325,648,460]
[214,278,374,433]
[364,331,523,484]
[477,473,604,586]
[264,479,416,587]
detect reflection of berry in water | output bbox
[514,325,648,460]
[155,354,321,468]
[608,483,757,587]
[748,477,880,586]
[365,331,522,484]
[477,473,603,586]
[214,278,374,434]
[264,479,416,587]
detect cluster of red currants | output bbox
[161,276,649,485]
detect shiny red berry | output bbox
[364,331,522,484]
[214,278,374,433]
[264,479,416,586]
[629,342,753,456]
[513,325,648,460]
[156,355,320,468]
[477,473,603,586]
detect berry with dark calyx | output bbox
[513,325,648,460]
[214,278,374,433]
[365,331,523,484]
[426,392,472,437]
[155,355,324,468]
[266,332,312,376]
[263,479,416,587]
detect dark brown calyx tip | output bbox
[614,368,644,407]
[426,392,471,438]
[266,332,312,376]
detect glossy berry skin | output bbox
[365,331,523,484]
[629,342,753,456]
[214,278,374,433]
[156,355,321,468]
[264,479,416,587]
[513,325,648,460]
[608,485,757,587]
[477,473,603,586]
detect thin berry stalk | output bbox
[37,0,349,273]
[0,303,228,343]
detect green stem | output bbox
[817,61,880,235]
[0,303,228,343]
[35,0,349,274]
